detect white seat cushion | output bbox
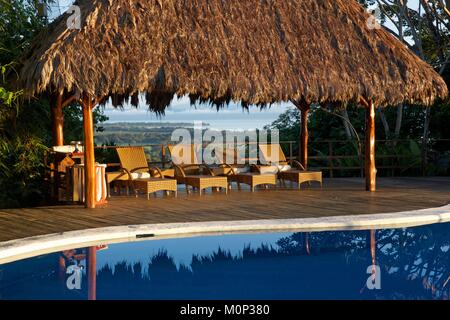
[259,166,279,174]
[130,172,152,179]
[233,166,250,174]
[278,165,292,172]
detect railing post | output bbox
[328,141,334,178]
[360,141,364,178]
[289,141,293,161]
[161,144,166,168]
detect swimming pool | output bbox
[0,222,448,300]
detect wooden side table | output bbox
[184,176,228,195]
[133,178,177,200]
[235,173,277,192]
[278,171,323,189]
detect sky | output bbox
[48,0,422,130]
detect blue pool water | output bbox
[0,223,449,300]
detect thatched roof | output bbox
[17,0,448,109]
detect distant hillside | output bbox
[95,122,209,146]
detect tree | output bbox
[0,0,108,208]
[359,0,450,171]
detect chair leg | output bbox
[126,181,132,196]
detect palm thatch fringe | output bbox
[16,0,447,109]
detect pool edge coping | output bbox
[1,203,450,264]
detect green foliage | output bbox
[0,1,108,208]
[0,0,48,65]
[0,62,50,207]
[62,104,109,143]
[267,101,450,177]
[0,135,47,207]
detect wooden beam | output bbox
[82,94,96,208]
[50,93,64,146]
[359,97,369,109]
[61,95,77,108]
[87,247,97,300]
[365,100,377,192]
[299,103,310,169]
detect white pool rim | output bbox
[0,203,449,264]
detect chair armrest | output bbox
[200,164,215,176]
[288,160,306,171]
[250,164,262,173]
[173,164,187,178]
[106,163,121,168]
[120,168,134,180]
[149,166,164,179]
[130,166,151,173]
[219,163,237,175]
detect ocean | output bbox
[104,105,291,131]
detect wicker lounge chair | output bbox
[258,144,322,189]
[167,144,202,183]
[168,144,228,195]
[204,144,252,181]
[115,146,176,197]
[203,145,277,191]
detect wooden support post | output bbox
[299,104,310,169]
[87,246,97,300]
[365,100,377,191]
[292,101,310,169]
[82,94,96,208]
[50,93,64,146]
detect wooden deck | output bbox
[0,177,449,243]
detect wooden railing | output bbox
[94,139,450,177]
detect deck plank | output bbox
[0,177,449,243]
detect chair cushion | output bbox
[259,166,279,174]
[233,166,250,174]
[278,165,292,172]
[130,172,152,179]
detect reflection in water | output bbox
[0,223,448,300]
[87,247,97,301]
